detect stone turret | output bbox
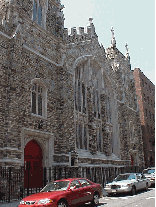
[110,26,116,48]
[125,43,130,59]
[65,18,98,44]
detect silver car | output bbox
[142,167,155,186]
[104,173,150,196]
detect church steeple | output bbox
[110,26,116,48]
[125,43,130,59]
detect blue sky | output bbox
[61,0,155,84]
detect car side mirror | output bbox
[70,186,76,190]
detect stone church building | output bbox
[0,0,145,176]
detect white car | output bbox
[104,173,150,196]
[142,167,155,186]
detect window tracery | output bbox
[74,59,102,153]
[33,0,46,28]
[31,79,47,118]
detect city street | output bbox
[99,187,155,207]
[0,187,155,207]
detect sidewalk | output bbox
[0,201,20,207]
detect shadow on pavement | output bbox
[105,187,154,198]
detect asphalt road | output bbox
[99,187,155,207]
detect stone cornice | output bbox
[0,30,12,39]
[23,45,66,67]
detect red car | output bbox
[18,178,103,207]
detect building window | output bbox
[97,91,100,119]
[79,125,82,149]
[84,126,87,150]
[82,83,86,114]
[31,79,47,118]
[33,0,44,27]
[32,83,43,116]
[38,5,42,26]
[76,123,79,148]
[78,80,81,112]
[129,121,134,142]
[93,88,96,117]
[75,67,86,114]
[74,81,77,110]
[142,79,144,87]
[33,0,37,22]
[97,128,102,152]
[151,100,153,107]
[76,124,88,150]
[145,109,148,118]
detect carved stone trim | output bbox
[21,127,54,167]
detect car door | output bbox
[78,179,93,203]
[136,175,144,190]
[135,175,141,190]
[68,180,82,205]
[140,174,147,189]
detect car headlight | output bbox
[105,184,111,188]
[37,198,53,204]
[20,200,25,204]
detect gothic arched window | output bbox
[33,0,37,22]
[84,126,87,150]
[75,66,86,114]
[31,79,47,118]
[38,5,42,26]
[33,0,44,27]
[129,121,134,142]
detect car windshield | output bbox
[41,181,70,192]
[115,174,136,181]
[143,169,155,174]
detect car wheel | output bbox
[145,183,148,191]
[91,193,99,206]
[131,186,136,196]
[58,200,68,207]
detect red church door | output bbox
[131,156,134,166]
[24,140,43,188]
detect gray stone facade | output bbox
[0,0,145,169]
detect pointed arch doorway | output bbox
[24,139,43,188]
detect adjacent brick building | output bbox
[133,68,155,167]
[0,0,145,184]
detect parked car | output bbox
[142,167,155,186]
[104,173,150,196]
[18,178,103,207]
